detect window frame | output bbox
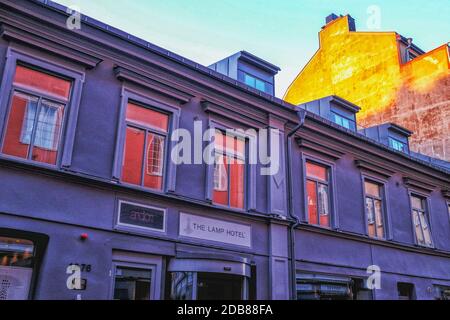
[362,178,388,240]
[205,120,257,212]
[123,105,168,189]
[331,111,356,131]
[109,251,163,300]
[408,191,434,248]
[111,263,156,300]
[388,136,407,153]
[0,49,84,169]
[113,89,180,193]
[238,69,272,94]
[301,155,338,229]
[212,129,247,209]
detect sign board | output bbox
[179,213,251,247]
[118,201,165,232]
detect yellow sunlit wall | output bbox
[284,15,450,160]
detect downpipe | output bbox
[286,108,306,300]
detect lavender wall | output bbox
[0,0,448,300]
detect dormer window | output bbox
[208,51,280,96]
[299,96,359,131]
[389,136,407,152]
[387,124,411,153]
[331,110,356,131]
[243,73,266,92]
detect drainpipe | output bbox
[286,108,307,300]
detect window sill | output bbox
[0,154,59,171]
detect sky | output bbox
[55,0,449,97]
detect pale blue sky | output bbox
[55,0,449,97]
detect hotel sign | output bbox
[179,213,251,248]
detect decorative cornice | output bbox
[442,189,450,199]
[355,159,396,178]
[202,100,267,128]
[114,66,194,104]
[0,23,102,68]
[296,137,345,160]
[403,177,437,193]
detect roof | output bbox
[21,0,450,175]
[31,0,292,109]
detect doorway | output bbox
[168,257,251,300]
[170,272,245,300]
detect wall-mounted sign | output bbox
[179,213,251,247]
[118,201,166,232]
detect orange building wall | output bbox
[284,16,450,161]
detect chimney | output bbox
[347,15,356,31]
[325,13,356,31]
[325,13,339,24]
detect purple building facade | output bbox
[0,0,449,300]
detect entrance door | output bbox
[197,273,243,300]
[113,266,154,300]
[168,257,250,300]
[170,272,247,300]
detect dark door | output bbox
[196,273,243,300]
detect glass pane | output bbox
[365,181,381,198]
[2,92,38,159]
[389,138,406,152]
[318,183,330,227]
[244,74,256,87]
[419,212,432,246]
[214,154,228,191]
[144,133,165,190]
[170,272,194,300]
[307,180,318,225]
[412,211,425,245]
[0,237,34,268]
[411,196,424,210]
[13,65,71,99]
[374,199,384,238]
[122,126,145,185]
[230,158,245,209]
[366,198,375,237]
[126,103,168,132]
[213,155,229,206]
[113,267,152,300]
[31,100,64,165]
[255,78,265,91]
[214,131,245,157]
[0,237,34,300]
[306,162,327,181]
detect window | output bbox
[243,73,266,92]
[332,112,356,131]
[364,180,385,239]
[1,65,71,165]
[121,102,169,190]
[212,131,246,209]
[0,237,35,300]
[410,195,433,247]
[306,161,330,227]
[296,273,354,300]
[397,282,415,300]
[113,266,153,300]
[389,137,407,152]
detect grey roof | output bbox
[30,0,450,176]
